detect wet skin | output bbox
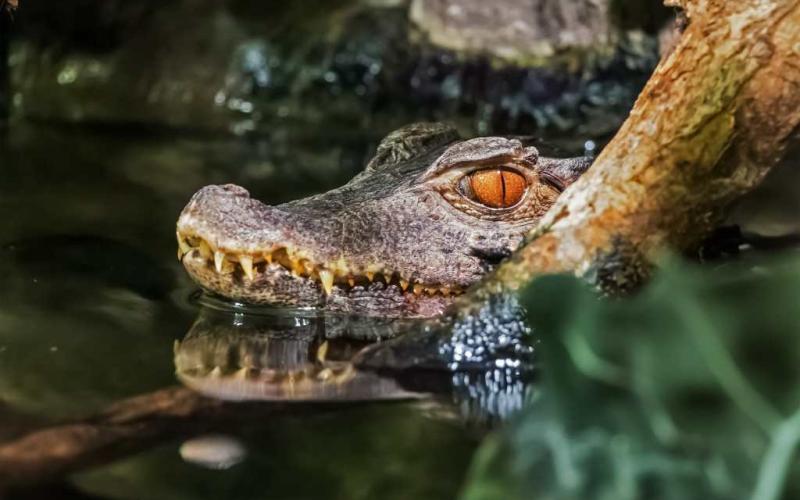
[177,123,591,318]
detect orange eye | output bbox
[461,168,527,208]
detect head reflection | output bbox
[174,293,536,423]
[174,303,419,402]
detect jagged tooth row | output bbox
[188,361,355,384]
[177,231,463,297]
[185,366,354,385]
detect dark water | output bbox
[0,124,483,499]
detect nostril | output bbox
[181,184,256,225]
[218,184,250,198]
[190,184,250,202]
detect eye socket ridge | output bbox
[458,166,529,209]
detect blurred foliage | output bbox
[8,0,657,137]
[463,254,800,500]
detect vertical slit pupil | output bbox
[500,170,507,206]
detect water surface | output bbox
[0,124,482,499]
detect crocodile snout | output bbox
[174,128,594,317]
[177,184,292,251]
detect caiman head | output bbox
[176,123,591,318]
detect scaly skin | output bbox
[176,123,591,317]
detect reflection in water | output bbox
[175,299,423,402]
[175,294,536,423]
[353,293,537,422]
[179,434,247,470]
[451,370,532,424]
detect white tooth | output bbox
[176,232,191,257]
[319,270,334,295]
[209,366,222,378]
[333,256,349,275]
[317,340,329,363]
[198,240,213,259]
[234,367,249,379]
[240,255,255,280]
[214,251,226,273]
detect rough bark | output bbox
[464,0,800,301]
[409,0,612,63]
[0,388,216,488]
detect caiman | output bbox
[176,122,591,318]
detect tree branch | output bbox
[465,0,800,301]
[0,387,346,489]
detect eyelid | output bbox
[419,152,537,182]
[423,159,536,184]
[537,172,566,192]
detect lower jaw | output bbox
[181,254,456,318]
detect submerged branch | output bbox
[0,387,345,489]
[0,388,218,488]
[465,0,800,301]
[0,1,17,15]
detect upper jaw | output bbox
[176,184,468,314]
[179,247,457,317]
[176,229,466,300]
